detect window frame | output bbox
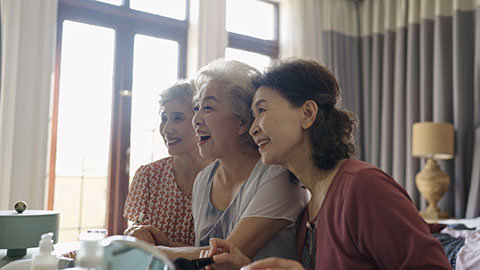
[226,0,279,59]
[49,0,189,236]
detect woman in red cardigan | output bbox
[205,59,450,270]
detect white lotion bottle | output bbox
[31,232,58,270]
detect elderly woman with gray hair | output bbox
[156,60,308,266]
[124,80,212,246]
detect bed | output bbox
[430,217,480,270]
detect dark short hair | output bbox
[252,58,357,169]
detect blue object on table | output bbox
[101,236,174,270]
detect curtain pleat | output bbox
[452,9,476,217]
[476,6,480,129]
[369,34,384,169]
[405,19,421,205]
[360,35,371,162]
[419,19,434,123]
[418,18,435,211]
[380,30,395,176]
[391,25,407,188]
[466,128,480,218]
[467,4,480,218]
[432,14,455,214]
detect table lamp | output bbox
[412,122,454,219]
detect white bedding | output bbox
[436,217,480,270]
[437,216,480,228]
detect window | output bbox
[226,0,276,40]
[129,35,179,177]
[225,48,272,72]
[50,0,188,241]
[225,0,278,71]
[53,21,114,241]
[93,0,121,6]
[130,0,186,20]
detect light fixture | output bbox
[412,122,454,219]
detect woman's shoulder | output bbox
[134,156,173,176]
[249,160,289,185]
[195,160,219,182]
[338,159,408,199]
[143,156,173,168]
[339,159,380,173]
[339,159,392,182]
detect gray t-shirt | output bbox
[192,159,308,260]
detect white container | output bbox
[75,233,104,269]
[30,233,58,270]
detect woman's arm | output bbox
[223,169,307,259]
[155,216,290,261]
[153,216,289,260]
[241,258,303,270]
[156,245,210,260]
[125,224,171,246]
[206,239,302,270]
[206,238,251,270]
[225,217,290,259]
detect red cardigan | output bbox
[296,159,450,270]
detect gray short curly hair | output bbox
[159,79,196,109]
[195,59,259,148]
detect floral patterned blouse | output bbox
[123,156,195,245]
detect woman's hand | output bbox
[59,250,78,260]
[202,238,251,270]
[124,224,171,246]
[240,258,304,270]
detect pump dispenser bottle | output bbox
[30,232,58,270]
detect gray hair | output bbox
[195,59,259,148]
[159,79,196,109]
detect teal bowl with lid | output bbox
[0,209,59,258]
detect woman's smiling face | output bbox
[160,98,197,156]
[250,86,306,166]
[192,80,245,159]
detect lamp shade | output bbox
[412,122,454,159]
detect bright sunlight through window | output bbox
[129,35,179,179]
[54,21,114,242]
[225,47,272,72]
[94,0,122,6]
[130,0,186,20]
[226,0,276,40]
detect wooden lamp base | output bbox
[415,158,451,220]
[419,210,450,220]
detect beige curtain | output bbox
[187,0,228,77]
[0,0,58,210]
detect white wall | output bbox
[0,0,58,210]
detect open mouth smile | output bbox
[166,138,181,146]
[196,133,211,146]
[256,139,270,150]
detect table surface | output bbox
[0,241,79,268]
